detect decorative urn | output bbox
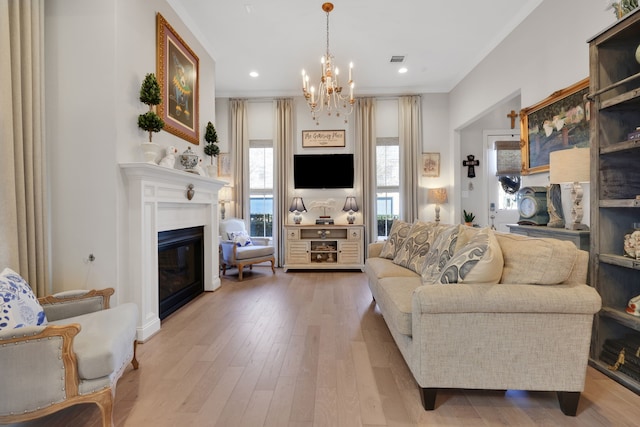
[180,147,199,173]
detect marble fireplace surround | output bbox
[121,163,226,341]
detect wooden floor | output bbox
[8,267,640,426]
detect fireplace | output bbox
[158,226,204,320]
[121,163,223,341]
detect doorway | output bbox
[485,131,520,232]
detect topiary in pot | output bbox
[138,73,165,143]
[203,121,220,165]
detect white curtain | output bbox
[274,99,293,266]
[355,98,377,244]
[399,95,422,223]
[0,0,48,296]
[230,99,249,219]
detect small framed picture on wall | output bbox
[422,153,440,177]
[218,153,231,177]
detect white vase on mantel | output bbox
[140,142,162,164]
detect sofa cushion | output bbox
[420,225,461,284]
[496,233,578,285]
[365,257,421,280]
[0,268,47,331]
[229,230,253,247]
[393,221,442,273]
[438,228,503,284]
[380,220,412,259]
[376,276,423,336]
[235,245,274,260]
[50,303,138,380]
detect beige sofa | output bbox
[365,222,601,416]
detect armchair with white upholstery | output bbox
[219,218,276,280]
[0,285,138,427]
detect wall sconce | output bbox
[342,196,359,224]
[427,187,448,223]
[289,197,307,224]
[550,146,590,230]
[219,185,233,220]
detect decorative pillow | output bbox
[379,220,412,260]
[0,268,47,331]
[495,233,578,285]
[420,224,461,284]
[438,228,504,284]
[228,231,253,247]
[393,221,443,273]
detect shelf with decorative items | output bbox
[283,224,364,271]
[589,7,640,394]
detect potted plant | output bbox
[463,210,475,226]
[137,73,165,163]
[203,121,220,176]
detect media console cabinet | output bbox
[283,224,364,271]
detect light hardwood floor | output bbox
[8,267,640,426]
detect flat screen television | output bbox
[294,154,354,189]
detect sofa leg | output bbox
[131,340,139,370]
[557,391,580,416]
[270,258,276,274]
[420,388,437,410]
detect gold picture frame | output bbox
[520,77,590,174]
[156,13,200,145]
[422,153,440,177]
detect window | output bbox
[376,137,400,239]
[249,140,273,237]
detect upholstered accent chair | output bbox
[219,218,276,280]
[0,288,138,427]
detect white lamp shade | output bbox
[219,185,233,202]
[427,188,448,204]
[549,147,590,183]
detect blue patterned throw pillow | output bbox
[0,268,47,331]
[228,231,253,247]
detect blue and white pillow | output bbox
[0,268,47,331]
[228,231,253,247]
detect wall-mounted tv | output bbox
[294,154,354,189]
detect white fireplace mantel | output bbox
[121,163,226,341]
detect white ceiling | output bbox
[168,0,543,98]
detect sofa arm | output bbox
[368,241,385,258]
[0,324,82,416]
[412,283,601,315]
[39,288,114,321]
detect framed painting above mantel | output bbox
[520,78,590,174]
[156,13,200,145]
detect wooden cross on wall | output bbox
[463,155,480,178]
[507,110,518,129]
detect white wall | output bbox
[45,0,216,300]
[450,0,611,228]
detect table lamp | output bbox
[289,197,307,224]
[427,188,448,223]
[549,146,590,230]
[342,196,359,224]
[219,185,233,220]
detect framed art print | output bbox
[520,78,589,174]
[156,13,199,144]
[302,130,345,148]
[422,153,440,177]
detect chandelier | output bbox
[301,2,354,125]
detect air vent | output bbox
[390,55,405,63]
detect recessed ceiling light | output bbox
[249,71,259,78]
[398,67,408,74]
